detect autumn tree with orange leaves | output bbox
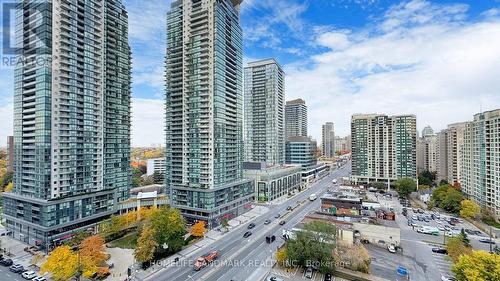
[191,221,207,237]
[79,235,108,278]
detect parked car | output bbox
[387,244,396,253]
[305,267,313,279]
[247,223,256,229]
[266,277,284,281]
[0,258,13,266]
[479,238,496,244]
[432,248,448,254]
[279,220,286,226]
[33,276,47,281]
[22,271,37,280]
[9,264,25,273]
[264,219,271,225]
[243,231,252,238]
[441,275,457,281]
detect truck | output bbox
[194,250,220,271]
[309,194,317,201]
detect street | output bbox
[144,164,351,281]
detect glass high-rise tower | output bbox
[244,59,285,165]
[3,0,131,249]
[165,0,253,227]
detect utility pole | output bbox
[489,226,493,253]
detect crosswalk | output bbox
[429,248,453,276]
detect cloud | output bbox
[284,0,500,141]
[131,98,164,147]
[123,0,169,94]
[242,0,308,50]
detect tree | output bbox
[190,221,207,238]
[3,182,13,192]
[370,181,387,190]
[452,251,500,281]
[276,247,289,267]
[150,207,186,253]
[134,225,158,263]
[460,200,481,219]
[41,246,78,281]
[286,221,337,274]
[446,236,472,263]
[79,235,107,278]
[395,178,417,198]
[458,229,471,247]
[442,189,464,213]
[152,171,164,184]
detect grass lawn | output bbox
[107,232,138,249]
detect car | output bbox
[432,248,448,254]
[274,213,281,218]
[305,267,313,279]
[9,264,25,273]
[266,277,284,281]
[243,231,252,238]
[279,220,286,226]
[479,238,496,244]
[0,258,13,266]
[22,271,37,280]
[412,215,418,221]
[323,273,332,281]
[33,276,46,281]
[264,219,271,225]
[286,206,292,211]
[437,225,446,231]
[441,275,457,281]
[387,244,396,253]
[247,223,256,229]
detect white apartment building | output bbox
[147,158,166,176]
[461,109,500,221]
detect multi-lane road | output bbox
[145,163,351,281]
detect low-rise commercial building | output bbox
[243,162,302,202]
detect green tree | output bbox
[395,178,417,198]
[286,221,337,274]
[447,235,472,263]
[452,251,500,281]
[134,225,158,263]
[370,181,387,190]
[150,207,186,254]
[442,189,463,213]
[152,171,164,184]
[460,200,480,219]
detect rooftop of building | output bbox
[321,192,362,203]
[351,113,417,120]
[130,184,164,195]
[286,136,312,143]
[246,58,282,69]
[286,98,306,105]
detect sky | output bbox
[1,0,500,147]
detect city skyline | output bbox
[1,0,500,147]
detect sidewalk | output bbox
[134,205,270,280]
